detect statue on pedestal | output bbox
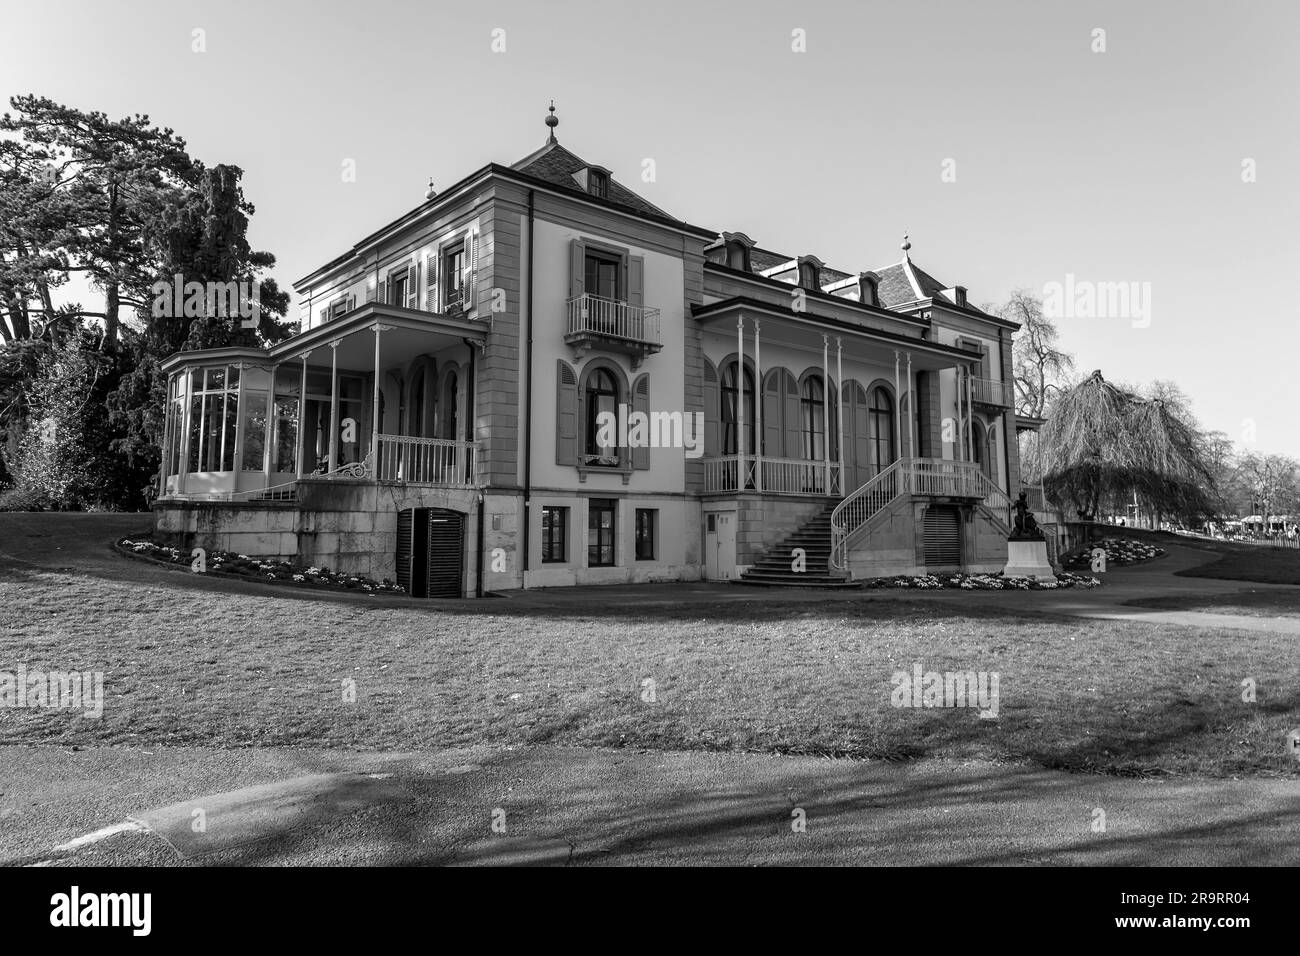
[1011,492,1044,540]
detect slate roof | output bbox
[511,142,670,219]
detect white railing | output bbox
[971,376,1014,407]
[904,458,985,498]
[974,472,1014,529]
[702,455,841,496]
[830,460,904,570]
[377,435,476,486]
[566,293,661,345]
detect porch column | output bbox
[263,364,277,486]
[177,366,192,496]
[822,334,831,495]
[965,365,974,464]
[893,350,901,459]
[371,324,384,482]
[836,337,844,495]
[296,352,310,480]
[736,315,745,489]
[906,353,914,461]
[954,366,964,461]
[328,339,341,473]
[754,318,763,493]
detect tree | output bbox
[1039,370,1220,524]
[1235,453,1299,532]
[0,95,201,347]
[1001,290,1075,419]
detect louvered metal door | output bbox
[923,506,962,567]
[425,508,465,598]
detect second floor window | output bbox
[584,251,621,301]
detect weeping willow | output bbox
[1040,371,1219,523]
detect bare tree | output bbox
[1235,453,1300,533]
[1000,289,1075,418]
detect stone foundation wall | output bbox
[730,494,831,567]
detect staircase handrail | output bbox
[829,458,905,571]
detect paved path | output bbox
[4,744,1297,866]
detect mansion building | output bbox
[153,108,1042,597]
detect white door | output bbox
[705,512,736,580]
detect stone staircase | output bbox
[738,500,861,589]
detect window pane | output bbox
[221,391,239,471]
[188,394,202,471]
[274,398,298,473]
[241,392,268,471]
[202,393,223,471]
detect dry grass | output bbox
[2,563,1297,779]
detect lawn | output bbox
[2,561,1297,779]
[1174,542,1300,586]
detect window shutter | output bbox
[461,231,477,310]
[406,262,419,309]
[627,255,644,308]
[424,253,438,312]
[762,370,780,458]
[346,294,356,312]
[781,371,800,460]
[632,373,650,470]
[366,279,377,303]
[569,238,586,300]
[378,273,389,305]
[703,361,720,459]
[556,360,578,465]
[979,343,990,381]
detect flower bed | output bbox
[118,538,405,594]
[865,571,1101,591]
[1063,536,1166,569]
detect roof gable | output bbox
[511,142,671,219]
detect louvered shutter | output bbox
[556,360,578,465]
[923,506,962,566]
[461,232,477,310]
[378,273,389,305]
[852,386,871,486]
[405,262,418,309]
[762,370,780,458]
[979,343,990,381]
[632,373,650,470]
[424,253,438,312]
[569,239,586,300]
[781,371,800,460]
[703,362,720,459]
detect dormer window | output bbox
[858,272,880,307]
[797,255,823,290]
[726,240,751,272]
[588,170,608,199]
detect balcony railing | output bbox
[703,455,842,496]
[565,294,662,347]
[904,458,986,497]
[376,434,476,486]
[970,376,1014,408]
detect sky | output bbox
[2,0,1296,456]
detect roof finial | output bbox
[425,177,436,200]
[901,232,912,258]
[545,100,559,144]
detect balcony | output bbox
[703,455,843,497]
[565,293,662,367]
[376,435,476,487]
[970,376,1014,409]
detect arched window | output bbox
[801,375,826,462]
[721,361,756,456]
[584,368,619,463]
[868,386,895,474]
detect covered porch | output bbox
[693,300,987,500]
[157,303,485,502]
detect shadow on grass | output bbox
[196,752,1300,867]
